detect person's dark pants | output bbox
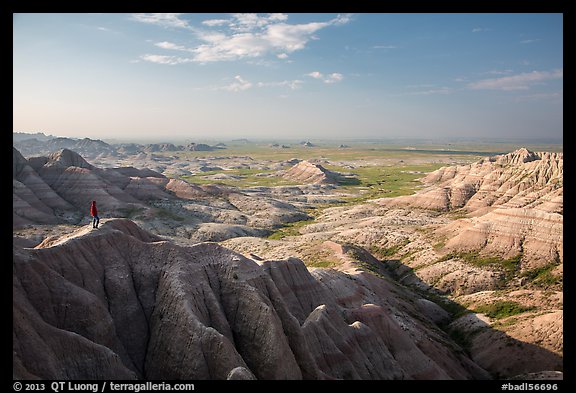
[92,215,99,228]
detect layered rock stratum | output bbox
[14,219,491,380]
[377,149,563,270]
[282,160,343,184]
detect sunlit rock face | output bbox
[376,149,563,268]
[283,160,342,184]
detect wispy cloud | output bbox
[404,86,455,96]
[214,75,304,93]
[155,41,188,51]
[468,69,563,91]
[332,14,354,25]
[487,69,514,75]
[220,75,253,92]
[307,71,344,84]
[515,91,563,102]
[373,45,397,49]
[226,13,289,32]
[472,27,491,33]
[520,39,541,44]
[140,54,192,65]
[415,87,454,95]
[134,13,353,64]
[132,13,191,29]
[201,19,229,27]
[257,79,303,90]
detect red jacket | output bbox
[90,202,98,217]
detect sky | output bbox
[13,13,563,142]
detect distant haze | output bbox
[13,13,562,142]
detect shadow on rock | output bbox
[378,258,563,380]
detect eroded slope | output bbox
[14,219,489,380]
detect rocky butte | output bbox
[282,160,343,185]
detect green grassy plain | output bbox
[172,141,562,240]
[174,142,500,193]
[164,140,562,162]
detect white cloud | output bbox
[221,75,253,92]
[155,41,188,51]
[373,45,397,49]
[217,75,304,92]
[472,27,490,33]
[132,13,190,29]
[229,13,289,32]
[192,34,270,62]
[307,71,323,79]
[468,69,563,91]
[257,79,303,90]
[140,54,192,65]
[133,13,353,64]
[264,22,331,51]
[201,19,229,27]
[268,13,290,22]
[306,71,344,84]
[187,21,332,62]
[520,39,541,44]
[325,73,343,83]
[331,14,354,25]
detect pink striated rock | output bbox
[283,161,342,184]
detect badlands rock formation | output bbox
[14,219,491,380]
[378,149,563,270]
[383,148,562,213]
[14,136,117,158]
[12,146,563,380]
[13,148,309,243]
[223,148,563,379]
[13,133,224,159]
[283,160,343,184]
[13,148,77,226]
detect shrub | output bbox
[521,264,561,288]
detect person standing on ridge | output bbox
[90,200,99,228]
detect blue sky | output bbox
[13,13,563,141]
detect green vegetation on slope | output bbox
[520,264,562,288]
[473,301,535,320]
[325,163,446,202]
[267,217,315,240]
[369,239,412,259]
[438,250,522,275]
